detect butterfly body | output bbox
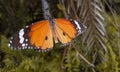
[8,18,86,52]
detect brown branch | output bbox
[72,44,95,72]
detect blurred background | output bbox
[0,0,120,72]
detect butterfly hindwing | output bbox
[55,18,76,38]
[28,20,49,47]
[54,24,71,44]
[54,18,77,44]
[41,26,53,50]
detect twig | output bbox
[72,44,95,72]
[60,47,68,69]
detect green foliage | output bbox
[96,44,119,72]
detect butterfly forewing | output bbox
[8,20,53,51]
[54,24,72,44]
[40,26,53,50]
[28,20,49,47]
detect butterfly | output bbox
[8,18,86,52]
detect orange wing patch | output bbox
[54,25,71,44]
[54,18,77,44]
[28,20,53,50]
[30,20,47,31]
[55,18,76,38]
[41,26,53,50]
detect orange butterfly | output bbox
[8,18,86,52]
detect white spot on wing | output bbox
[19,29,25,44]
[73,20,82,33]
[28,47,31,49]
[26,26,29,28]
[10,40,12,43]
[10,37,13,39]
[18,47,21,50]
[8,43,10,47]
[25,44,28,46]
[25,39,28,42]
[22,43,25,46]
[22,47,25,49]
[73,20,81,30]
